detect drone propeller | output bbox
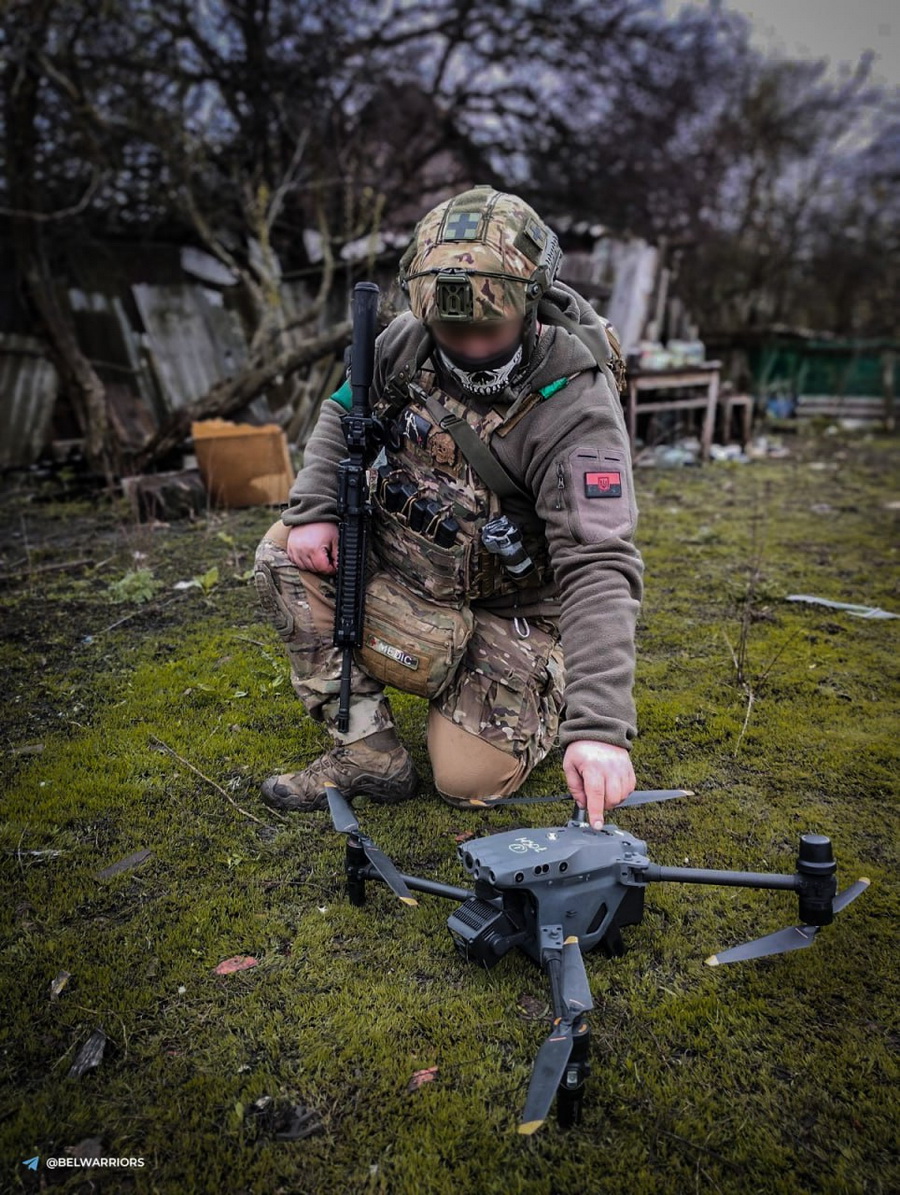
[706,877,869,966]
[561,935,594,1014]
[325,785,360,835]
[519,937,594,1134]
[324,786,418,907]
[470,788,693,810]
[618,788,694,808]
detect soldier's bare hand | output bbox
[286,522,339,575]
[563,741,635,830]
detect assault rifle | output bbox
[333,282,381,732]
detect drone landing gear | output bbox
[346,838,368,907]
[556,1019,591,1129]
[596,924,625,958]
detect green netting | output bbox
[750,341,888,397]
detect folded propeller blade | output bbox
[561,937,593,1016]
[470,789,693,809]
[364,843,418,907]
[833,877,870,914]
[707,878,870,966]
[324,786,417,906]
[707,923,818,965]
[618,789,694,808]
[518,1018,575,1135]
[325,785,359,835]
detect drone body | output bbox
[322,786,868,1133]
[448,822,648,966]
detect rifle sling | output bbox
[537,299,619,391]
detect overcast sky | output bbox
[665,1,899,86]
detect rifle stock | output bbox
[333,282,380,732]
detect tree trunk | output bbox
[3,13,115,482]
[23,253,114,479]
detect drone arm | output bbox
[544,952,565,1019]
[639,864,800,892]
[356,864,472,902]
[638,842,839,928]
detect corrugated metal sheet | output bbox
[133,283,248,410]
[68,289,164,419]
[0,334,59,469]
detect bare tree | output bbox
[2,0,116,477]
[2,0,895,475]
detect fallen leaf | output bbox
[214,955,258,975]
[95,849,152,880]
[452,831,475,843]
[50,970,71,1000]
[407,1066,438,1092]
[516,994,551,1021]
[68,1028,107,1078]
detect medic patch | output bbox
[365,635,419,671]
[584,470,622,498]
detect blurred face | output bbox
[431,317,524,363]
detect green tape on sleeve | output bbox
[539,376,570,400]
[329,378,352,410]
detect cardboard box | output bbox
[191,419,295,507]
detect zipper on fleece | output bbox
[555,461,566,511]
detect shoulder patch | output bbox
[565,446,635,543]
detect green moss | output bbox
[1,434,898,1193]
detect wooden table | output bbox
[625,362,722,462]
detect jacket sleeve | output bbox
[514,369,643,750]
[280,398,346,526]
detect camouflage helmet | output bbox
[399,185,562,325]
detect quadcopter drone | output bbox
[322,785,869,1134]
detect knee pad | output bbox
[253,555,295,639]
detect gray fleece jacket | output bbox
[281,281,643,750]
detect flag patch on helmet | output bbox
[524,219,546,249]
[444,210,481,240]
[584,471,622,498]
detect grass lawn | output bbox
[1,428,897,1194]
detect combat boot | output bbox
[260,730,419,812]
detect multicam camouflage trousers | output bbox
[253,526,566,805]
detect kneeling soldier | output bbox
[254,186,643,829]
